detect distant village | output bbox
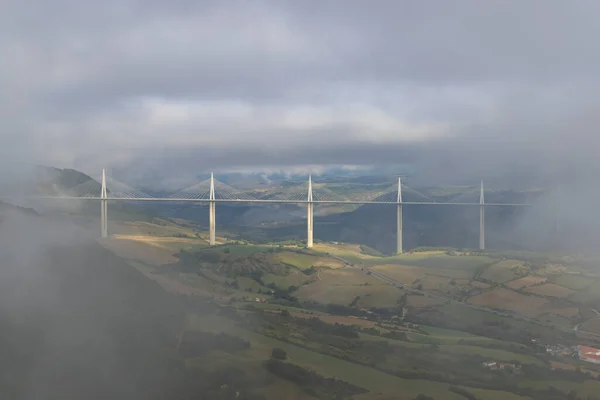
[539,341,600,364]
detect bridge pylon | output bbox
[479,180,485,250]
[397,176,403,255]
[101,169,108,238]
[209,172,216,246]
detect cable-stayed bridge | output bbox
[4,170,533,254]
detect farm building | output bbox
[577,345,600,364]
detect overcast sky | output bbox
[2,0,600,185]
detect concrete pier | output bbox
[209,172,216,246]
[397,176,403,255]
[209,200,216,246]
[307,175,314,248]
[479,181,485,250]
[100,169,108,238]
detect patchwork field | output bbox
[505,276,547,289]
[370,264,424,284]
[295,268,404,308]
[524,283,574,298]
[467,287,549,317]
[187,314,470,400]
[546,307,580,318]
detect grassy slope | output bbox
[188,313,527,400]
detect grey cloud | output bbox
[2,0,600,186]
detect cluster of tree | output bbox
[264,359,368,398]
[291,316,360,339]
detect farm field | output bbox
[398,254,494,269]
[365,331,542,364]
[546,307,580,318]
[208,244,274,254]
[467,287,549,317]
[262,270,315,288]
[538,313,574,328]
[481,260,526,283]
[554,274,595,291]
[413,274,452,291]
[469,280,491,289]
[505,276,547,289]
[311,243,375,260]
[289,312,380,328]
[109,220,195,237]
[275,251,316,270]
[519,379,600,398]
[294,268,404,308]
[569,287,600,305]
[524,283,574,298]
[580,318,600,334]
[311,256,346,268]
[437,345,545,365]
[370,264,424,284]
[406,294,446,308]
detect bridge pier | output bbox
[307,202,313,248]
[307,175,314,248]
[100,169,108,238]
[479,181,485,250]
[209,201,216,246]
[397,203,403,254]
[397,177,403,255]
[209,172,216,246]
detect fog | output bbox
[0,207,184,399]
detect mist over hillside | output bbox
[0,206,188,399]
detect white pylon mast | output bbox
[397,176,403,255]
[307,175,314,248]
[209,172,216,246]
[479,180,485,250]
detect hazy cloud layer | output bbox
[2,0,600,184]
